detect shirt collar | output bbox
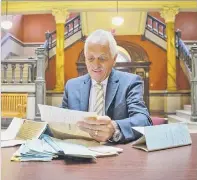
[91,77,109,87]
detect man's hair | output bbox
[84,29,118,58]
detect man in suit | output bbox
[61,29,152,143]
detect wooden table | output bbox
[2,134,197,180]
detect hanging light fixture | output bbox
[112,1,124,26]
[1,0,13,30]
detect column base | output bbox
[167,87,177,92]
[53,87,64,93]
[164,92,181,115]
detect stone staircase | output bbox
[168,105,197,133]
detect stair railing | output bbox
[146,14,192,75]
[176,30,192,80]
[146,14,166,40]
[45,15,81,50]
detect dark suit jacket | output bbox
[61,69,152,143]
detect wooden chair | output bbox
[1,93,28,118]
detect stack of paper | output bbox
[11,134,123,162]
[1,117,47,148]
[11,139,57,162]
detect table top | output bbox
[2,134,197,180]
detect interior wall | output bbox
[1,15,23,41]
[23,14,56,42]
[22,13,79,43]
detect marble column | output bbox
[52,8,69,92]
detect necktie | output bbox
[94,83,104,116]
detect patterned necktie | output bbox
[94,83,104,116]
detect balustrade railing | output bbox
[45,15,81,50]
[1,60,37,84]
[146,14,166,40]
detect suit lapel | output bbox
[80,75,91,111]
[105,69,119,114]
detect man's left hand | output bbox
[77,116,115,142]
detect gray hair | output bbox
[84,29,118,58]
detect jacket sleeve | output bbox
[115,75,152,143]
[61,81,69,109]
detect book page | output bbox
[132,136,146,145]
[133,123,192,152]
[15,120,47,140]
[1,139,25,148]
[1,117,25,141]
[132,144,148,152]
[49,122,93,140]
[52,136,122,158]
[63,139,101,147]
[132,126,145,135]
[38,104,97,124]
[145,123,192,151]
[132,136,148,151]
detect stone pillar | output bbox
[190,46,197,122]
[160,7,179,91]
[52,8,69,92]
[34,47,46,121]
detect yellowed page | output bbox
[16,120,47,140]
[49,123,93,140]
[132,136,148,151]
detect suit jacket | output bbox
[61,69,152,143]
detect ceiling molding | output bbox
[2,1,197,15]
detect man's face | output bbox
[85,42,116,82]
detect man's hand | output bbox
[77,116,115,142]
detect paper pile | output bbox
[11,134,123,162]
[1,117,47,148]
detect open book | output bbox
[1,117,47,147]
[132,123,192,152]
[38,104,98,140]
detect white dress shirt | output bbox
[88,77,123,142]
[88,77,109,115]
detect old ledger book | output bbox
[132,123,192,152]
[38,104,97,140]
[1,117,47,147]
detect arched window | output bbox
[116,46,131,62]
